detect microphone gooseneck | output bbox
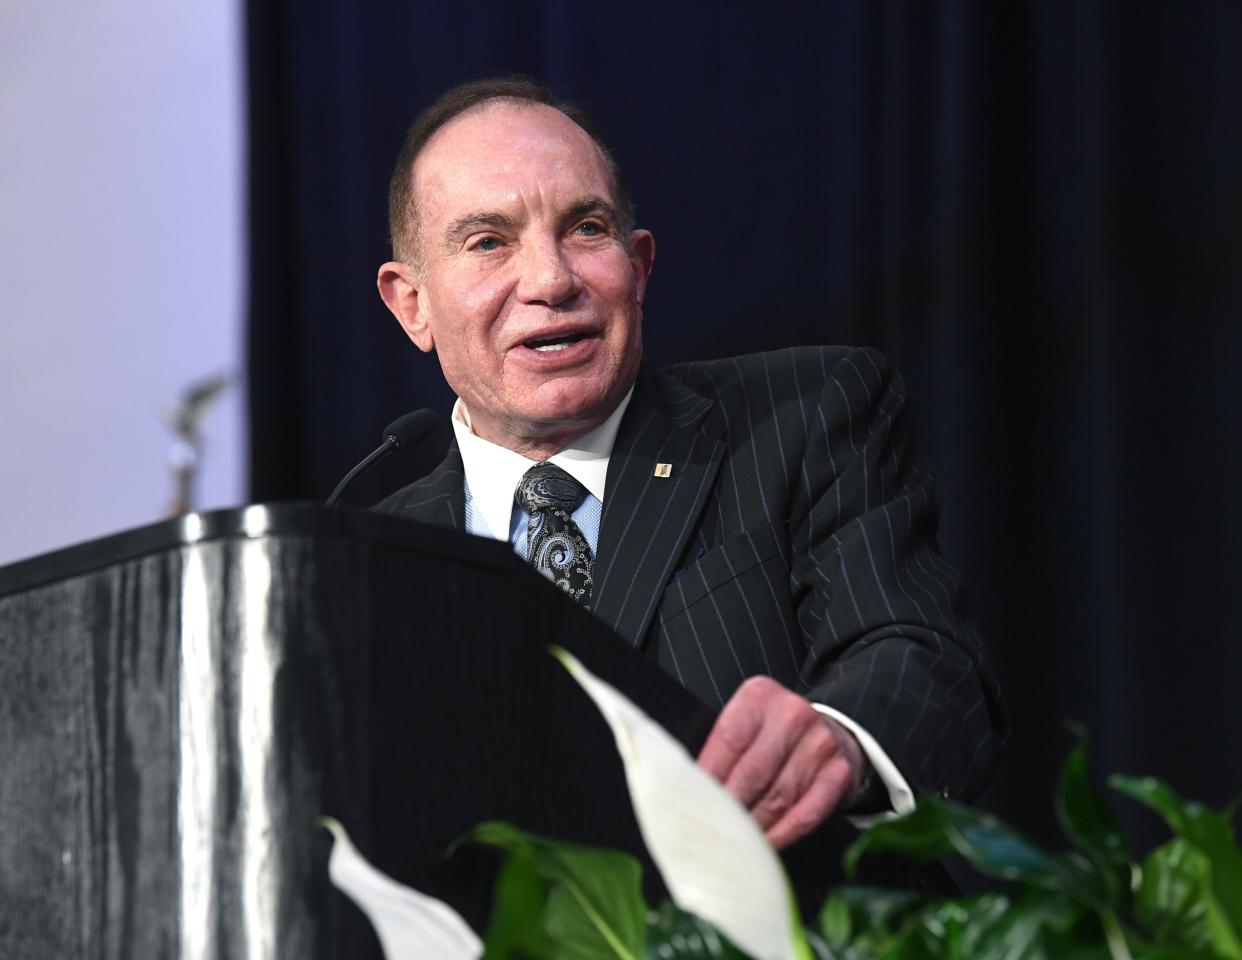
[325,409,440,506]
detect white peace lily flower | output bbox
[321,817,481,960]
[552,647,810,960]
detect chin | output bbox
[524,381,622,430]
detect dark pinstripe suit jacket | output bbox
[376,346,1007,800]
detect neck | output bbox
[453,401,600,461]
[456,388,635,462]
[477,422,594,461]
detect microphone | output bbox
[325,409,440,506]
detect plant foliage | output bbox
[469,735,1242,959]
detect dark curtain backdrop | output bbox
[247,3,1242,854]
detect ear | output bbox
[377,261,434,352]
[627,229,656,305]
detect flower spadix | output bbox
[321,817,481,960]
[551,647,809,960]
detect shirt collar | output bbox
[450,388,633,540]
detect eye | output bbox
[575,220,605,238]
[466,235,504,254]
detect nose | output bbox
[514,236,579,307]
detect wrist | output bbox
[818,714,870,807]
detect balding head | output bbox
[387,76,634,273]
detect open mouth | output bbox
[524,333,590,353]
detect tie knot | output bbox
[515,462,587,513]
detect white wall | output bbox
[0,0,245,565]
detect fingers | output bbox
[766,751,854,849]
[696,677,771,783]
[698,676,814,786]
[697,676,855,848]
[749,713,841,831]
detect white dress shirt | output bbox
[450,394,914,821]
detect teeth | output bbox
[528,333,586,352]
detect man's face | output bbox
[379,102,654,455]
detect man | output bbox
[375,77,1006,848]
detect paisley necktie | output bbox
[514,462,594,610]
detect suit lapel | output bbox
[377,441,466,531]
[593,368,724,648]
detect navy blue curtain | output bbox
[248,2,1242,853]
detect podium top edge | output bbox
[0,503,510,596]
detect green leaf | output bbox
[1110,777,1194,834]
[1056,733,1131,903]
[545,884,642,959]
[482,855,550,959]
[799,930,850,960]
[844,798,1106,910]
[912,896,1009,960]
[818,888,922,947]
[470,821,648,960]
[955,895,1105,960]
[1133,838,1242,959]
[818,895,851,946]
[841,802,955,876]
[862,892,1105,960]
[643,903,750,958]
[1112,775,1242,947]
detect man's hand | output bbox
[697,676,866,848]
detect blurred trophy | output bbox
[164,372,231,517]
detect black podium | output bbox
[0,506,722,957]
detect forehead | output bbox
[411,102,615,222]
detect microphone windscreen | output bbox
[382,409,440,449]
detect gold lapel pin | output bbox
[654,463,672,478]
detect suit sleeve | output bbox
[788,348,1008,801]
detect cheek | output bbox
[460,280,509,321]
[582,254,642,313]
[454,276,511,340]
[433,278,511,355]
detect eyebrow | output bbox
[563,196,619,228]
[442,211,518,249]
[441,196,621,250]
